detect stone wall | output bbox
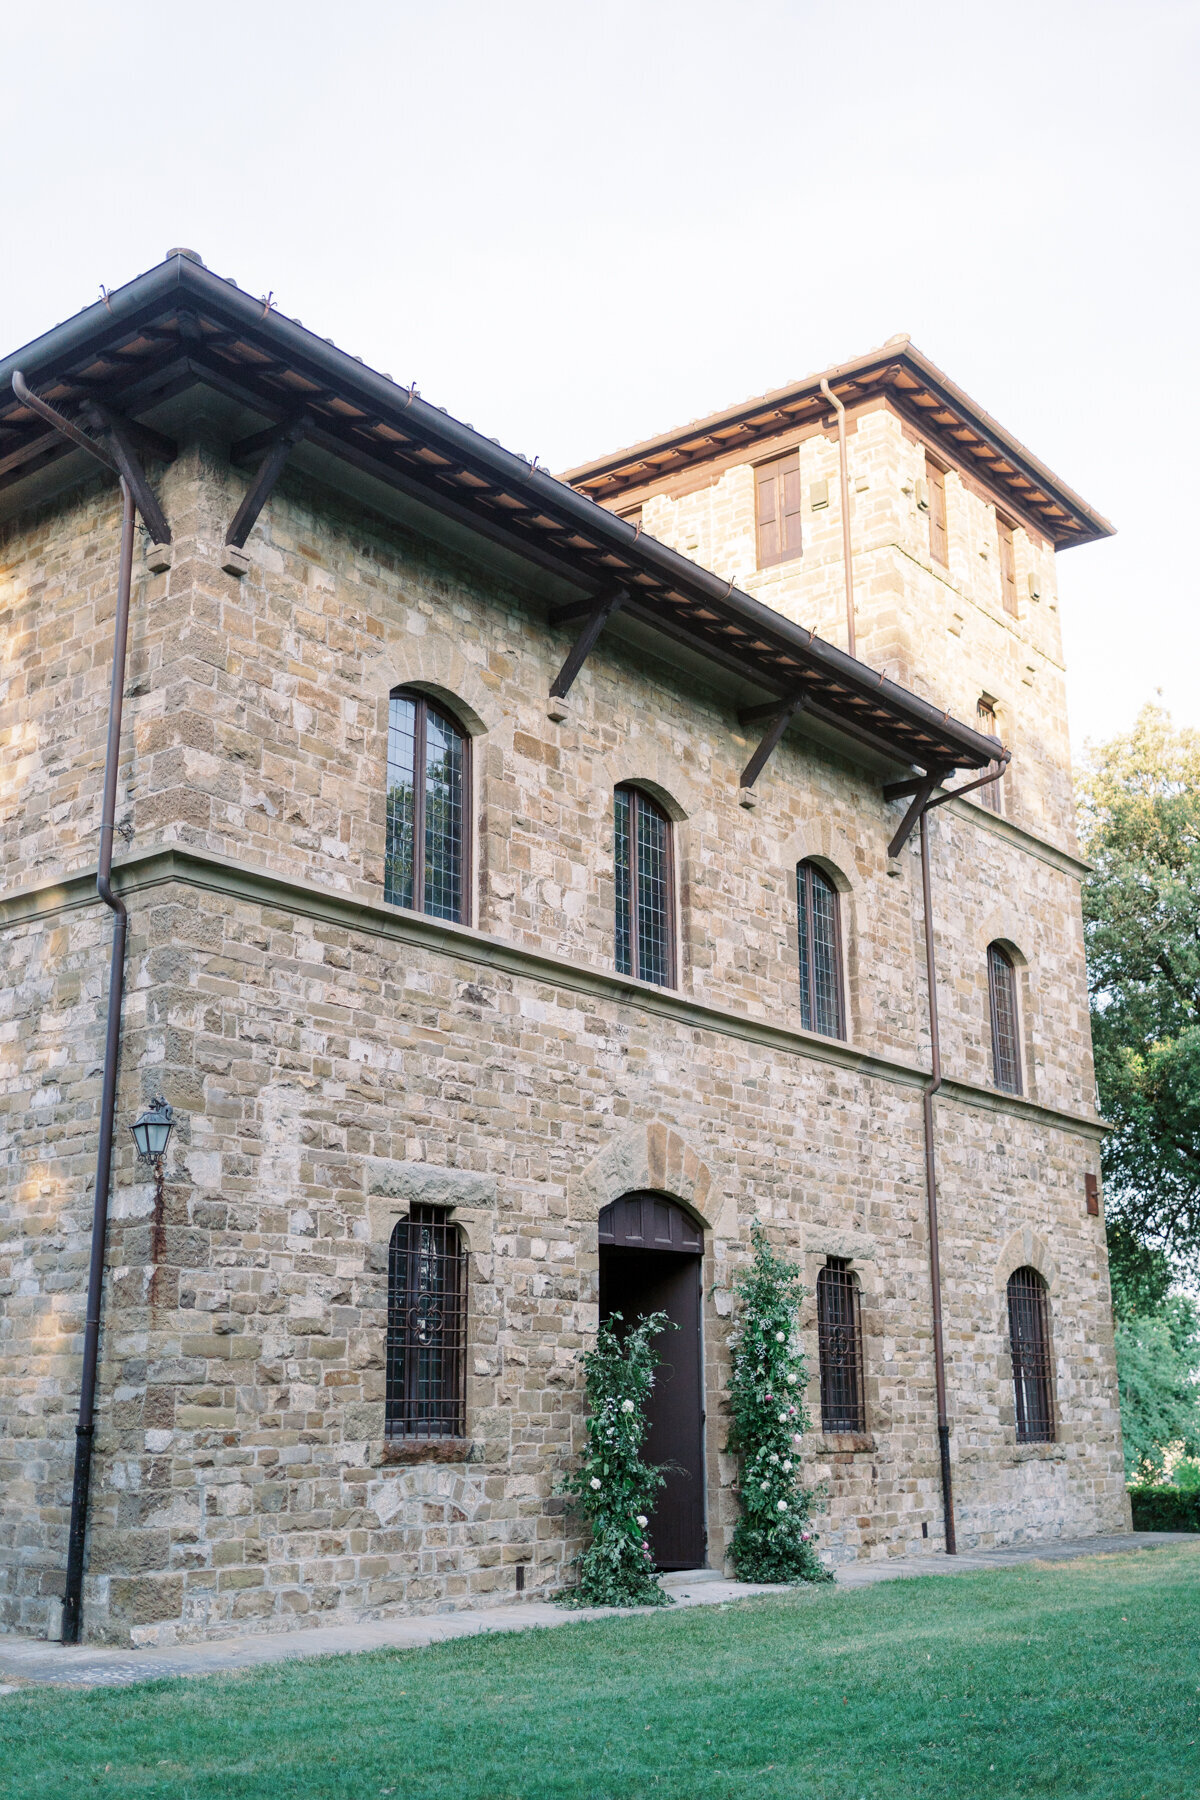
[620,403,1077,851]
[0,431,1125,1645]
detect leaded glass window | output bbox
[386,1206,467,1439]
[614,785,674,987]
[385,689,468,922]
[1007,1266,1054,1443]
[817,1259,866,1433]
[797,861,844,1038]
[988,942,1022,1094]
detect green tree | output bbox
[1113,1294,1200,1480]
[1077,703,1200,1265]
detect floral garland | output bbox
[558,1310,674,1607]
[726,1224,833,1584]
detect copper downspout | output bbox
[820,377,856,659]
[12,371,168,1642]
[919,807,956,1553]
[61,482,137,1640]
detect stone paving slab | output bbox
[0,1532,1194,1695]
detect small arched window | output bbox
[817,1258,866,1433]
[987,942,1022,1093]
[386,1206,467,1439]
[797,861,845,1038]
[1006,1266,1054,1443]
[385,688,469,922]
[614,785,674,986]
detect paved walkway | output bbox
[0,1531,1193,1695]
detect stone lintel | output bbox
[365,1159,497,1209]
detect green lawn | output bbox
[3,1545,1198,1800]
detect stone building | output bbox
[0,253,1128,1648]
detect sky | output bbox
[3,0,1196,753]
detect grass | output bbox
[2,1546,1198,1800]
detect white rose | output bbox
[760,1480,769,1490]
[636,1515,648,1528]
[777,1500,788,1512]
[778,1413,789,1424]
[792,1433,803,1446]
[786,1373,797,1385]
[621,1399,635,1413]
[769,1453,779,1464]
[782,1459,793,1472]
[775,1331,785,1342]
[589,1477,601,1490]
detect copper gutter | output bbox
[820,378,856,659]
[11,371,168,1642]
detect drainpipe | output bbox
[11,372,167,1643]
[819,377,856,660]
[61,481,136,1640]
[919,808,956,1554]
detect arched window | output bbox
[817,1258,866,1433]
[797,861,845,1038]
[987,942,1022,1093]
[1006,1266,1054,1443]
[385,688,469,922]
[386,1206,467,1439]
[614,785,674,986]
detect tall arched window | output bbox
[614,785,674,986]
[797,861,845,1038]
[987,942,1022,1093]
[385,688,469,922]
[386,1206,467,1439]
[1006,1266,1054,1443]
[817,1258,866,1432]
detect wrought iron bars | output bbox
[386,1206,467,1439]
[816,1258,866,1433]
[1007,1266,1055,1443]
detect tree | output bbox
[1077,704,1200,1268]
[1113,1294,1200,1481]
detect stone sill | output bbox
[819,1433,877,1456]
[381,1437,474,1465]
[1009,1441,1067,1463]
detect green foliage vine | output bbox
[559,1311,674,1608]
[726,1225,832,1584]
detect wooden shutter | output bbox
[976,699,1002,814]
[997,516,1018,616]
[781,460,803,559]
[756,463,780,566]
[756,455,802,568]
[927,458,948,565]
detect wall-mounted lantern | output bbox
[130,1095,174,1164]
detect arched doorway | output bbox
[598,1192,706,1570]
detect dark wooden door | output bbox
[599,1194,706,1571]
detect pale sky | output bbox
[4,0,1196,753]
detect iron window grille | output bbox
[385,688,470,922]
[976,699,1004,814]
[797,861,845,1039]
[386,1205,467,1439]
[615,785,675,987]
[1007,1266,1055,1443]
[817,1258,866,1433]
[988,942,1022,1094]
